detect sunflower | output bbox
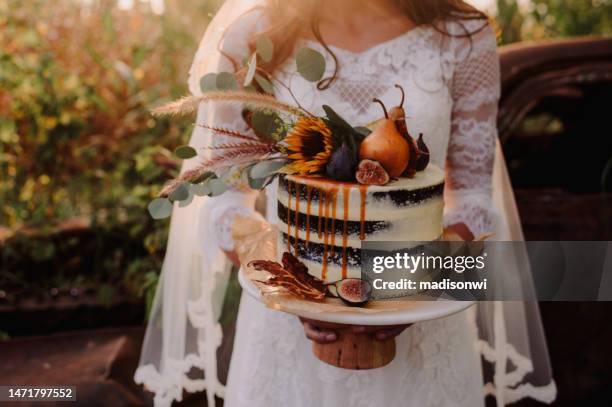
[283,117,334,175]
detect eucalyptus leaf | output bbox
[254,73,274,94]
[200,73,217,93]
[256,36,274,63]
[244,53,257,87]
[148,197,172,219]
[248,175,269,190]
[296,47,326,82]
[169,183,190,201]
[208,178,229,196]
[178,190,194,207]
[192,182,211,197]
[192,171,216,184]
[174,145,197,159]
[216,72,238,91]
[250,159,288,179]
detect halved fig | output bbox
[326,283,339,298]
[334,278,372,306]
[356,159,390,185]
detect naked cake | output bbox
[277,164,445,283]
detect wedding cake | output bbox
[277,165,445,283]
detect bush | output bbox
[0,0,208,311]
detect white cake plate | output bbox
[238,268,475,326]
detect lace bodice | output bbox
[204,13,499,243]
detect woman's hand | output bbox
[300,318,411,343]
[443,222,475,241]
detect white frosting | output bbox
[278,196,443,247]
[278,164,445,221]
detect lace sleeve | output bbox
[196,10,267,251]
[444,22,500,236]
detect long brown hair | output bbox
[228,0,488,89]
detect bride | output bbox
[135,0,557,406]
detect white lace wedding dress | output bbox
[203,13,498,407]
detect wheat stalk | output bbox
[152,91,307,117]
[159,145,276,197]
[197,124,260,142]
[203,141,272,150]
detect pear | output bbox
[388,84,420,178]
[359,98,409,178]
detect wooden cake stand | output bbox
[238,268,474,370]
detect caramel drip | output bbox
[321,189,332,281]
[293,182,300,255]
[305,185,313,248]
[341,186,350,279]
[287,181,292,253]
[317,188,325,239]
[359,185,368,241]
[329,189,338,257]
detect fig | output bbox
[334,278,372,306]
[415,133,430,171]
[356,159,390,185]
[326,283,339,298]
[326,142,358,181]
[359,99,409,178]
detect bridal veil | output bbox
[135,1,556,405]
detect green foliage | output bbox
[0,0,209,312]
[256,36,274,63]
[496,0,612,44]
[296,47,326,82]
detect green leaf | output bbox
[148,197,172,219]
[250,159,288,179]
[248,175,270,190]
[192,182,211,196]
[216,72,238,90]
[178,189,194,207]
[169,183,190,201]
[256,36,274,62]
[208,178,229,196]
[174,145,197,159]
[251,110,280,142]
[323,105,353,131]
[192,171,216,184]
[354,126,371,137]
[296,47,326,82]
[200,73,218,93]
[254,73,274,94]
[244,53,257,87]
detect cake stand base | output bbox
[312,330,396,369]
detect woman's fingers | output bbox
[302,321,338,343]
[299,318,412,343]
[373,324,411,341]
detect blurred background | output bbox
[0,0,611,406]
